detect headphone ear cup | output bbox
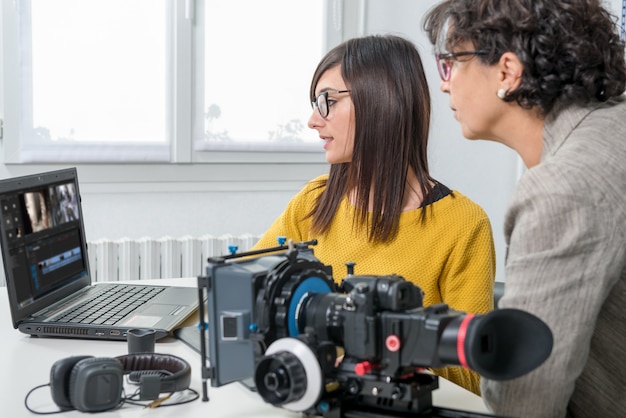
[50,355,93,410]
[67,357,124,412]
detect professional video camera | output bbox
[196,239,552,418]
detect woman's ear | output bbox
[497,51,523,93]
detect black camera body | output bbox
[197,240,552,417]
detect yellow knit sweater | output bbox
[252,175,496,395]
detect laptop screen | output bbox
[0,168,90,325]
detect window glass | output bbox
[196,1,324,151]
[28,0,166,144]
[18,0,168,161]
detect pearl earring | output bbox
[497,88,508,99]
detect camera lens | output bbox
[254,338,324,412]
[255,351,307,405]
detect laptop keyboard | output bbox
[50,284,166,326]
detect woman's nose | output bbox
[440,79,450,93]
[308,109,323,130]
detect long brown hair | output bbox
[308,35,434,242]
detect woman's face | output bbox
[308,66,356,164]
[439,45,505,142]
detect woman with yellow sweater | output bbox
[251,34,495,395]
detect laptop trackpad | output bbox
[121,304,181,328]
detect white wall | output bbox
[2,0,622,282]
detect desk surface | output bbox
[1,278,490,417]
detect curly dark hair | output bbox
[423,0,626,116]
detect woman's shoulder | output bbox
[299,174,328,195]
[305,174,329,187]
[288,174,329,205]
[430,187,484,210]
[430,189,490,222]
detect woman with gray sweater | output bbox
[423,1,626,417]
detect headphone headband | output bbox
[115,353,191,393]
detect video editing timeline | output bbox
[38,247,82,275]
[1,181,87,310]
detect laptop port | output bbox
[110,330,121,336]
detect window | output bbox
[195,1,324,153]
[1,0,343,163]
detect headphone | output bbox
[48,353,191,412]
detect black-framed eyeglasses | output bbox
[435,51,488,81]
[311,90,351,118]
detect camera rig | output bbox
[196,240,552,418]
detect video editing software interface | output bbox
[1,180,88,310]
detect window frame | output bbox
[0,0,351,166]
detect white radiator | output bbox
[87,234,262,282]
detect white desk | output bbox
[0,278,490,417]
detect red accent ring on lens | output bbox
[457,314,475,369]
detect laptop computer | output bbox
[0,167,198,341]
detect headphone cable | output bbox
[24,382,198,414]
[123,387,200,408]
[24,384,60,415]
